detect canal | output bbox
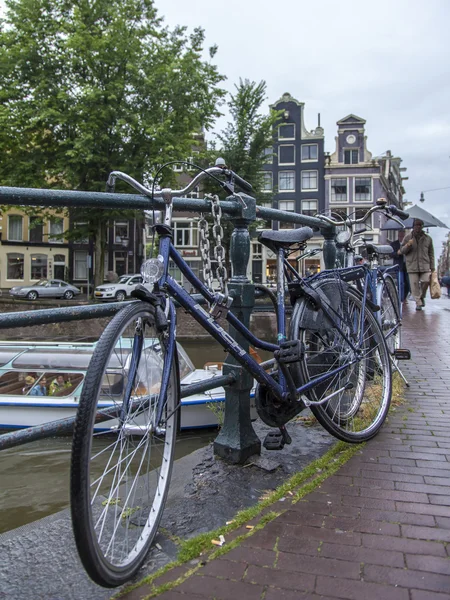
[0,339,261,535]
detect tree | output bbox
[203,79,280,270]
[0,0,226,285]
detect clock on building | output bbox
[346,134,356,144]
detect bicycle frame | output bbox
[151,231,367,413]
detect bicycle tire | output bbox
[290,279,391,443]
[377,274,401,355]
[71,301,179,587]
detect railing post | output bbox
[214,194,261,464]
[322,225,337,270]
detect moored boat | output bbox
[0,341,255,432]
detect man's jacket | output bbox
[399,232,435,273]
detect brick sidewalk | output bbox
[125,297,450,600]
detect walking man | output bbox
[398,219,435,311]
[390,230,411,301]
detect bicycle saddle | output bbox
[258,226,314,251]
[365,243,393,256]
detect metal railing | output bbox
[0,185,336,458]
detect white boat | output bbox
[0,341,256,432]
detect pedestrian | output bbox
[441,274,450,298]
[49,374,71,396]
[398,219,435,311]
[30,377,47,396]
[390,230,411,302]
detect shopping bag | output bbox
[430,272,441,299]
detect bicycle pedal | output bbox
[394,348,411,360]
[275,340,304,364]
[263,431,285,451]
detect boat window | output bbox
[0,371,42,396]
[0,349,26,367]
[0,371,84,397]
[100,372,124,397]
[12,349,95,370]
[177,343,195,380]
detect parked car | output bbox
[9,279,81,301]
[94,274,143,302]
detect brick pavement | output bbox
[123,297,450,600]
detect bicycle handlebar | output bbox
[388,205,409,220]
[106,163,253,199]
[317,202,409,228]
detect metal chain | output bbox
[199,194,228,297]
[198,212,213,291]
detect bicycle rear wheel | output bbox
[290,279,391,443]
[71,301,179,588]
[378,274,401,355]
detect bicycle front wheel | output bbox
[291,280,391,443]
[378,274,401,355]
[71,301,179,588]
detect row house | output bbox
[0,210,70,289]
[0,208,144,292]
[253,93,325,282]
[325,115,406,248]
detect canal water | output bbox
[0,339,264,535]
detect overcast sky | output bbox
[156,0,450,255]
[2,0,449,255]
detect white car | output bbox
[94,274,143,302]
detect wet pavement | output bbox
[1,296,450,600]
[0,406,333,599]
[121,296,450,600]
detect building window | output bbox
[331,178,348,202]
[30,254,47,279]
[301,200,318,216]
[354,208,372,232]
[278,144,295,165]
[29,217,43,243]
[344,149,358,164]
[279,171,295,191]
[114,221,129,244]
[49,218,64,243]
[169,261,182,284]
[263,147,273,164]
[188,186,200,199]
[7,253,24,279]
[261,171,273,192]
[301,144,318,161]
[74,251,88,279]
[174,221,198,247]
[187,150,200,171]
[355,177,371,201]
[278,124,295,140]
[331,207,349,232]
[301,170,318,191]
[8,215,23,241]
[278,200,295,229]
[252,243,262,259]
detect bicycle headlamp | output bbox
[141,257,164,283]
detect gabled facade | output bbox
[0,209,70,289]
[325,115,406,244]
[253,93,325,282]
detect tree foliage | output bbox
[0,0,226,284]
[202,79,280,270]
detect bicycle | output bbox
[322,200,411,383]
[71,163,393,587]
